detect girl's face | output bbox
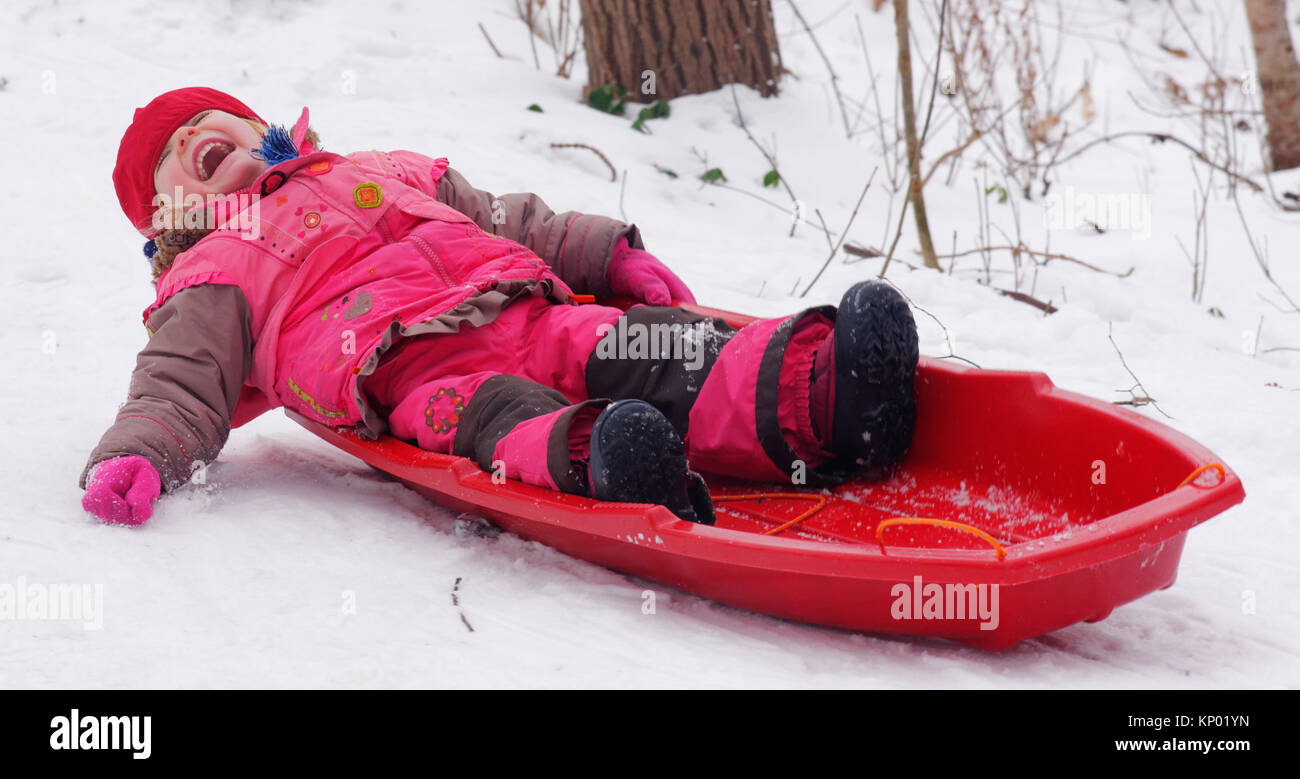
[153,109,267,198]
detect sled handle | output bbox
[713,493,828,536]
[876,517,1008,560]
[1177,462,1225,489]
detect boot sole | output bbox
[588,400,714,524]
[832,281,920,469]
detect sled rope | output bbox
[713,493,828,536]
[875,517,1008,560]
[1177,462,1225,489]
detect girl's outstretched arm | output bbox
[80,284,253,496]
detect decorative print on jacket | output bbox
[353,182,383,209]
[295,204,326,239]
[342,291,373,320]
[287,377,347,419]
[425,387,466,433]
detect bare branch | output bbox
[921,129,983,189]
[729,84,803,236]
[801,168,878,297]
[550,142,617,182]
[1050,131,1267,195]
[880,277,982,369]
[882,0,941,274]
[996,288,1059,314]
[1108,322,1172,419]
[477,23,504,59]
[1229,178,1300,313]
[785,0,852,137]
[935,245,1134,278]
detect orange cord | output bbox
[571,294,597,304]
[875,517,1008,560]
[718,464,1226,550]
[1177,462,1226,489]
[713,493,828,536]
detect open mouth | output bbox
[193,140,236,182]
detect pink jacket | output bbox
[151,147,574,437]
[83,148,645,491]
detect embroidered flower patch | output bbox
[353,182,383,209]
[425,387,466,433]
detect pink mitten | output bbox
[607,242,696,306]
[82,455,162,526]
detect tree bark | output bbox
[578,0,782,102]
[1244,0,1300,171]
[894,0,940,270]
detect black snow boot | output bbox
[587,399,716,525]
[831,280,920,471]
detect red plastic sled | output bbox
[288,302,1245,650]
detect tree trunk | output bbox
[894,0,940,270]
[1244,0,1300,171]
[578,0,782,103]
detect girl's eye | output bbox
[155,111,216,173]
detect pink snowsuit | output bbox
[83,140,839,496]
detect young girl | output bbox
[81,87,920,527]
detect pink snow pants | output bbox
[362,296,838,495]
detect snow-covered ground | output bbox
[2,0,1297,688]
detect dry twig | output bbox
[997,288,1059,314]
[801,168,878,297]
[451,577,474,633]
[785,0,853,137]
[881,279,982,369]
[1229,181,1300,313]
[730,84,803,236]
[1051,131,1265,194]
[477,23,504,59]
[935,245,1134,278]
[1108,322,1172,418]
[550,142,617,182]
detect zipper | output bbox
[409,232,457,288]
[376,211,457,288]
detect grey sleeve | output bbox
[433,165,644,297]
[79,283,254,492]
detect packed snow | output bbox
[2,0,1297,687]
